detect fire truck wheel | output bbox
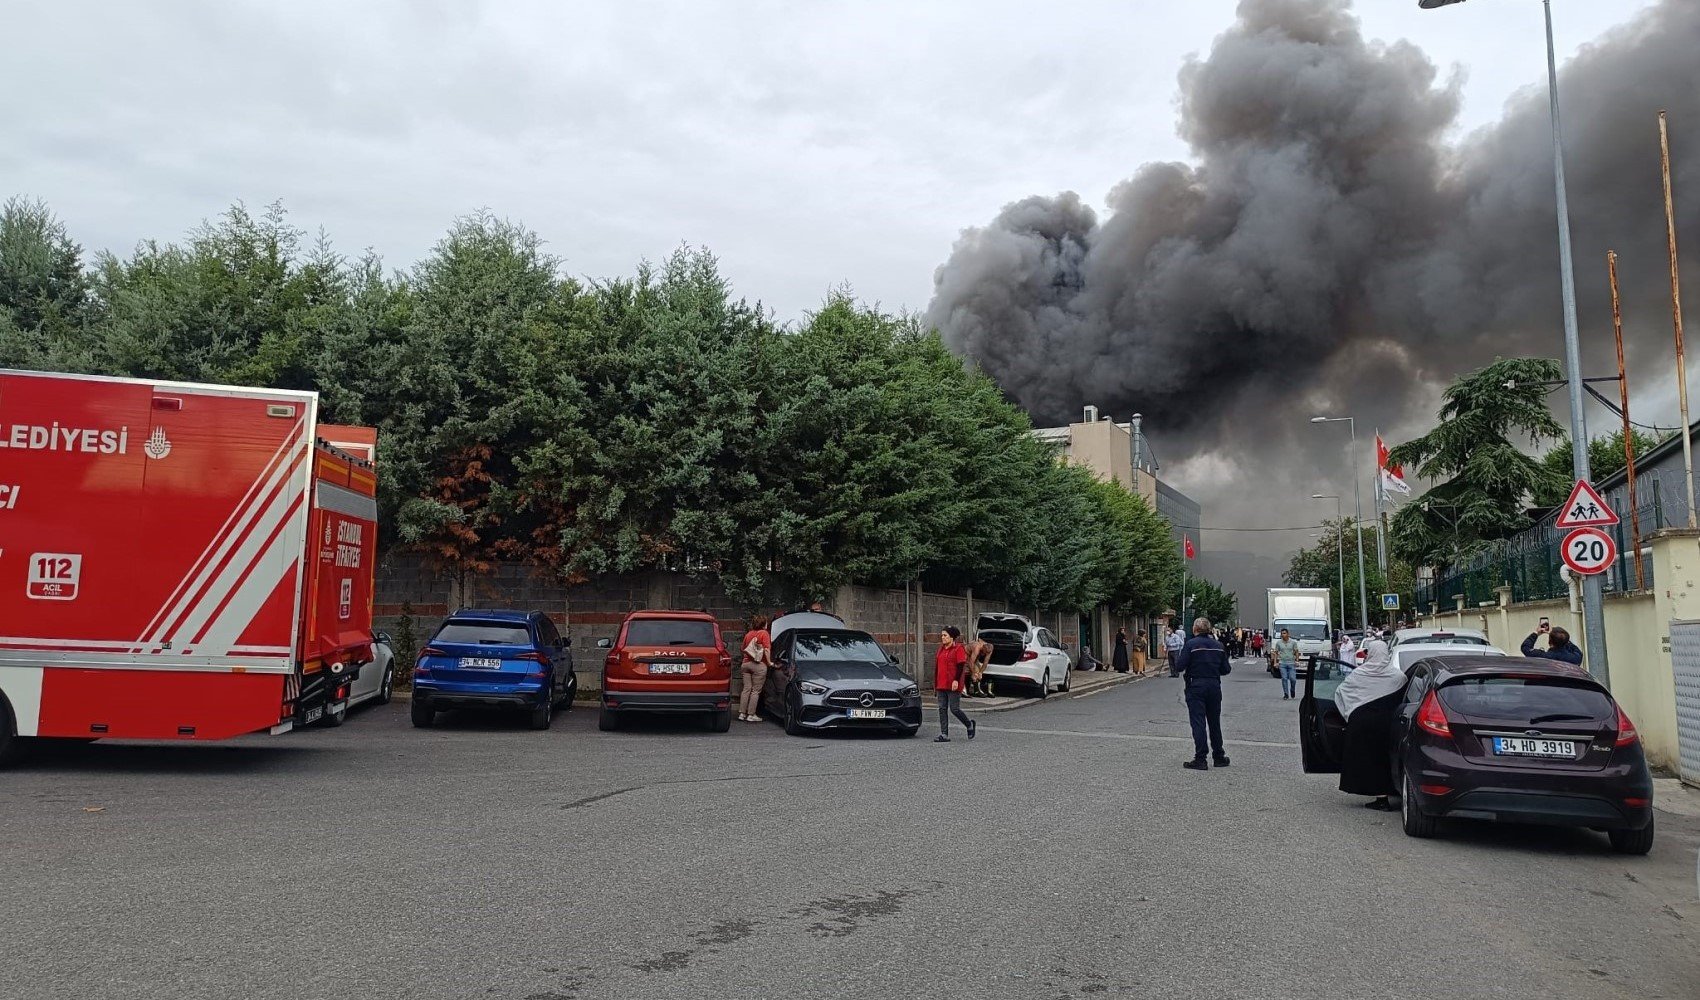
[323,699,348,727]
[0,705,20,767]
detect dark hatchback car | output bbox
[411,609,577,730]
[1301,654,1655,854]
[760,613,922,737]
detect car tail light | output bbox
[605,653,618,671]
[1623,797,1649,808]
[1415,690,1452,737]
[1419,784,1452,796]
[517,651,548,663]
[1020,650,1039,661]
[414,664,431,676]
[1614,704,1640,747]
[526,670,547,679]
[335,684,349,700]
[421,646,445,657]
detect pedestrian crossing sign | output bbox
[1381,594,1400,610]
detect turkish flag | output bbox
[1184,535,1195,560]
[1377,434,1412,496]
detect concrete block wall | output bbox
[371,554,1088,692]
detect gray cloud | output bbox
[927,0,1700,562]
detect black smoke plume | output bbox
[928,0,1700,514]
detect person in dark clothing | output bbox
[1521,624,1584,665]
[1112,627,1131,674]
[1332,651,1408,810]
[1174,617,1231,770]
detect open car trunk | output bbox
[976,614,1031,666]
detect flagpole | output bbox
[1373,432,1389,579]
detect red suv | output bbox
[597,611,733,732]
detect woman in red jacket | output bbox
[934,626,976,742]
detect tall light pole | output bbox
[1419,0,1608,685]
[1312,416,1370,636]
[1313,494,1347,636]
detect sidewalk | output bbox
[922,667,1151,714]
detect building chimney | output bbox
[1083,405,1098,424]
[1130,413,1143,472]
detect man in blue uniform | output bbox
[1174,616,1231,771]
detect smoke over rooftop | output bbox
[927,0,1700,554]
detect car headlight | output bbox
[800,681,830,696]
[899,684,919,697]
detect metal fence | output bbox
[1414,497,1663,612]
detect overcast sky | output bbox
[0,0,1663,324]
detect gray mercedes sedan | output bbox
[759,613,922,737]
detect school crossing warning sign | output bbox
[1554,479,1619,529]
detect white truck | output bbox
[1266,588,1332,675]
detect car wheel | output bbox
[708,709,733,733]
[1058,669,1071,693]
[1608,816,1655,855]
[1036,671,1050,699]
[1401,772,1438,839]
[376,664,394,706]
[322,698,348,728]
[528,693,553,731]
[410,697,434,728]
[784,698,804,736]
[556,676,576,712]
[597,706,620,732]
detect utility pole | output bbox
[1660,111,1696,528]
[1609,251,1646,589]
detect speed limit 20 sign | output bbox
[1561,527,1617,576]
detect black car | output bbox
[1300,654,1655,854]
[759,614,923,737]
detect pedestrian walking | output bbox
[737,614,772,723]
[1164,621,1185,677]
[1271,628,1300,700]
[964,633,995,697]
[1175,617,1231,771]
[1113,627,1131,674]
[1333,647,1407,811]
[933,626,975,743]
[1132,629,1148,674]
[1521,623,1583,665]
[1335,630,1357,663]
[1250,630,1264,659]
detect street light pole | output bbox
[1312,416,1371,636]
[1313,494,1346,635]
[1420,0,1608,686]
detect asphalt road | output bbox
[3,661,1697,1000]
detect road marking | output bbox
[980,725,1300,749]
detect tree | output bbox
[0,196,93,370]
[1285,520,1416,629]
[1386,358,1567,571]
[1185,577,1237,627]
[1534,429,1664,508]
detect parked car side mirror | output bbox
[375,631,392,644]
[596,638,613,649]
[558,635,570,647]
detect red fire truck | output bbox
[0,370,379,762]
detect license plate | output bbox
[648,662,692,675]
[460,657,502,669]
[847,708,886,719]
[1492,737,1576,758]
[303,705,323,724]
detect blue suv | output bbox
[411,610,576,730]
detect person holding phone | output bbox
[1522,618,1583,665]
